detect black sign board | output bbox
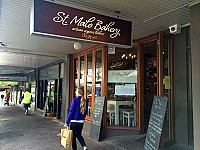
[144,96,168,150]
[89,96,105,141]
[31,0,132,47]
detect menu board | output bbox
[144,96,168,150]
[89,96,105,141]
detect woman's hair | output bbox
[76,87,86,114]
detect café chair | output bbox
[122,109,135,127]
[107,104,115,125]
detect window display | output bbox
[107,48,137,128]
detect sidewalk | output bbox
[0,101,193,150]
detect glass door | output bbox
[85,50,103,121]
[162,34,174,143]
[48,80,54,113]
[37,81,43,109]
[143,41,158,131]
[139,32,174,146]
[86,52,93,120]
[54,79,58,117]
[43,80,48,110]
[95,50,102,97]
[71,46,104,122]
[80,55,85,88]
[74,57,78,98]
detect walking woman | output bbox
[65,87,88,150]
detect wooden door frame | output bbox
[85,51,93,121]
[70,45,107,123]
[137,33,158,133]
[138,31,174,147]
[138,32,165,147]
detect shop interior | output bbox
[143,41,158,131]
[107,47,137,128]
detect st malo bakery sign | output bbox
[30,0,132,47]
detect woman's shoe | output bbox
[83,146,88,150]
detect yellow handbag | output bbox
[61,127,73,148]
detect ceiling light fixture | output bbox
[73,42,82,50]
[121,54,136,59]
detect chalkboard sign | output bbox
[89,96,105,141]
[144,96,168,150]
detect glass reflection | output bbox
[80,56,85,87]
[74,58,78,98]
[87,53,92,117]
[95,51,102,97]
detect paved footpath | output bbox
[0,101,145,150]
[0,101,193,150]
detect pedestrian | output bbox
[3,91,6,104]
[22,89,32,115]
[65,87,88,150]
[4,93,10,105]
[49,87,54,112]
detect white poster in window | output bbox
[87,69,92,82]
[115,85,125,96]
[115,84,135,96]
[124,84,135,96]
[108,70,137,83]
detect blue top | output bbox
[66,96,88,125]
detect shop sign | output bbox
[108,70,137,83]
[31,0,132,47]
[0,81,19,86]
[0,76,27,81]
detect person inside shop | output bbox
[64,87,88,150]
[49,87,54,112]
[21,89,32,115]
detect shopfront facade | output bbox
[68,25,195,148]
[69,30,179,146]
[30,0,195,148]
